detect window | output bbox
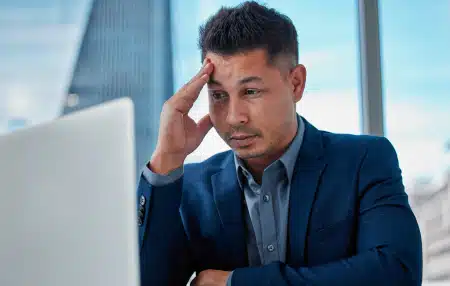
[379,0,450,282]
[0,0,92,134]
[380,0,450,190]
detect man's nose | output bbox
[226,97,249,126]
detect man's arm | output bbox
[138,59,214,286]
[228,137,422,286]
[138,164,194,286]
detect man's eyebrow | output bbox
[208,78,222,86]
[238,76,263,84]
[208,76,263,86]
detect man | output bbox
[137,2,422,285]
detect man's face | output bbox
[206,49,305,160]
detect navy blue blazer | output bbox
[137,119,422,285]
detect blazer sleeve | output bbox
[230,137,423,286]
[137,170,194,286]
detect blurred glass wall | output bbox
[0,0,92,133]
[62,0,174,176]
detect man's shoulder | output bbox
[320,130,396,159]
[322,130,379,147]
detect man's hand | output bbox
[190,270,231,286]
[149,59,214,174]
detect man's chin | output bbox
[233,147,267,160]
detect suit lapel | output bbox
[211,153,248,269]
[287,118,327,267]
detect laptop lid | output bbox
[0,98,139,286]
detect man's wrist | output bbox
[149,151,185,175]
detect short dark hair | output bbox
[198,1,298,67]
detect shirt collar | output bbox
[234,114,305,187]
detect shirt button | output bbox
[267,244,275,252]
[263,194,270,202]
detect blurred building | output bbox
[63,0,174,176]
[410,172,450,282]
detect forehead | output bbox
[206,49,280,83]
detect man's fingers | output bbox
[185,63,213,95]
[188,73,210,96]
[188,59,212,85]
[168,62,213,114]
[197,114,213,140]
[180,62,213,99]
[172,74,212,114]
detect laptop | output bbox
[0,98,140,286]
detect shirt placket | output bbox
[258,168,281,264]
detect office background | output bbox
[0,0,449,283]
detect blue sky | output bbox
[0,0,449,189]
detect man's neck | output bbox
[243,120,298,184]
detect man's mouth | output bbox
[228,134,257,148]
[230,133,255,140]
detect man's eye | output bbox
[245,89,260,96]
[211,91,228,100]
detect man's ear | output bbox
[290,64,307,103]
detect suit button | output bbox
[138,206,145,217]
[140,195,146,206]
[138,205,146,227]
[263,194,270,202]
[267,244,275,252]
